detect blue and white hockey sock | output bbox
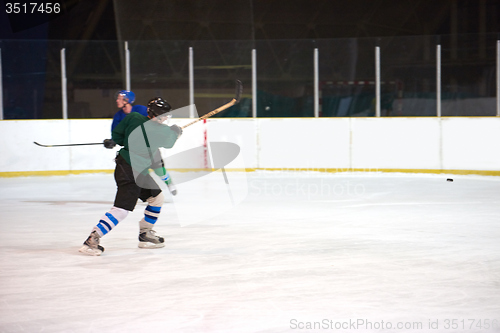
[144,205,161,225]
[140,193,164,231]
[93,206,128,237]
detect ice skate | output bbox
[79,231,104,256]
[167,181,177,196]
[138,229,165,248]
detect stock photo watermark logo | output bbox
[128,105,248,226]
[250,178,366,200]
[249,166,372,201]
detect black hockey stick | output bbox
[181,79,243,129]
[33,141,103,147]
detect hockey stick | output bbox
[33,141,103,147]
[181,79,243,129]
[34,80,242,146]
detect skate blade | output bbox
[138,242,165,249]
[79,245,103,256]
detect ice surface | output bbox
[0,171,499,333]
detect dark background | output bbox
[1,0,499,41]
[0,0,499,119]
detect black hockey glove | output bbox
[103,139,116,149]
[170,124,183,138]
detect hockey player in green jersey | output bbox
[104,90,178,196]
[79,97,182,256]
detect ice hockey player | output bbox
[103,90,177,195]
[79,97,182,256]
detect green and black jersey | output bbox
[112,112,179,174]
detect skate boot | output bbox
[160,172,177,196]
[79,231,104,256]
[167,181,177,196]
[138,229,165,248]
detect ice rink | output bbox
[0,171,499,333]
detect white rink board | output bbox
[0,120,73,172]
[1,117,500,174]
[258,118,351,169]
[350,118,441,170]
[441,117,500,171]
[67,119,117,170]
[206,118,258,169]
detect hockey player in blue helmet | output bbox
[103,90,177,196]
[111,90,148,131]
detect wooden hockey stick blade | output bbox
[33,141,103,147]
[181,80,243,129]
[233,79,243,103]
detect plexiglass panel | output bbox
[0,33,498,119]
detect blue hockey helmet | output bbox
[116,90,135,104]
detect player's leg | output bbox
[79,155,140,256]
[79,207,129,255]
[138,187,165,248]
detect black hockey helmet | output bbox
[147,97,172,118]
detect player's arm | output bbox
[111,117,127,146]
[104,113,122,148]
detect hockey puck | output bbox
[446,178,453,182]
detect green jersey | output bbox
[112,112,179,174]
